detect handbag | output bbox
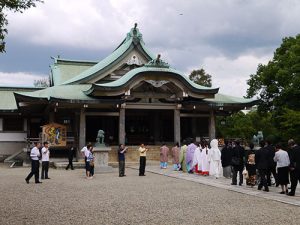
[243,169,249,179]
[89,160,94,167]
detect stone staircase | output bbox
[3,149,30,167]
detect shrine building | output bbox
[0,24,256,160]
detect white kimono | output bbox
[208,139,223,178]
[192,147,202,171]
[200,147,210,174]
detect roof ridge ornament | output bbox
[145,54,170,68]
[125,23,143,45]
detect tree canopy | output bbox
[189,68,212,87]
[243,34,300,143]
[0,0,43,53]
[216,111,280,144]
[246,34,300,112]
[33,78,49,87]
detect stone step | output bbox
[53,160,161,169]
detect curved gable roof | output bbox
[84,64,219,97]
[62,25,155,85]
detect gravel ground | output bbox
[0,166,299,225]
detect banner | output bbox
[42,123,67,147]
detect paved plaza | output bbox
[0,165,300,225]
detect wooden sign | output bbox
[42,123,67,147]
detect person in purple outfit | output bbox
[186,139,197,173]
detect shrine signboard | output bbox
[42,123,67,147]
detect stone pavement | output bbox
[129,164,300,207]
[1,165,300,225]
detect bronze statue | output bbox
[96,129,105,146]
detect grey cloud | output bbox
[0,39,110,74]
[1,0,300,95]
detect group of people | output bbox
[159,139,223,178]
[25,142,51,184]
[117,143,147,177]
[221,139,300,196]
[25,141,77,184]
[158,138,300,196]
[25,138,300,197]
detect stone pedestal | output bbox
[93,146,113,173]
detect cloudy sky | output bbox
[0,0,299,97]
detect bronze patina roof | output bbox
[61,24,155,85]
[84,57,219,97]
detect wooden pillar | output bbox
[174,109,181,145]
[209,109,216,140]
[154,112,160,143]
[192,117,197,138]
[23,118,27,131]
[49,112,55,123]
[79,108,86,151]
[119,108,125,144]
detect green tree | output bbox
[278,108,300,142]
[217,112,256,141]
[246,34,300,112]
[189,68,212,87]
[0,0,43,53]
[246,34,300,143]
[216,111,280,143]
[33,78,49,87]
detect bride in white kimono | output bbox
[208,139,223,178]
[200,141,210,176]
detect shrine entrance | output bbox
[125,109,173,145]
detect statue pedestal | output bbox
[93,146,113,173]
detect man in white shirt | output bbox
[25,142,42,184]
[41,142,50,179]
[81,145,88,159]
[81,144,91,176]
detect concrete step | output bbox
[53,160,161,169]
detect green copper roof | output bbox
[15,84,94,101]
[204,93,257,105]
[51,59,97,86]
[0,90,19,110]
[0,87,42,111]
[62,24,155,85]
[86,66,218,94]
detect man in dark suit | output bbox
[66,147,75,170]
[221,140,233,178]
[287,139,300,196]
[231,140,245,186]
[255,140,269,192]
[265,140,278,186]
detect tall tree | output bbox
[246,34,300,142]
[189,68,212,87]
[0,0,43,53]
[33,78,49,87]
[246,34,300,112]
[216,111,280,143]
